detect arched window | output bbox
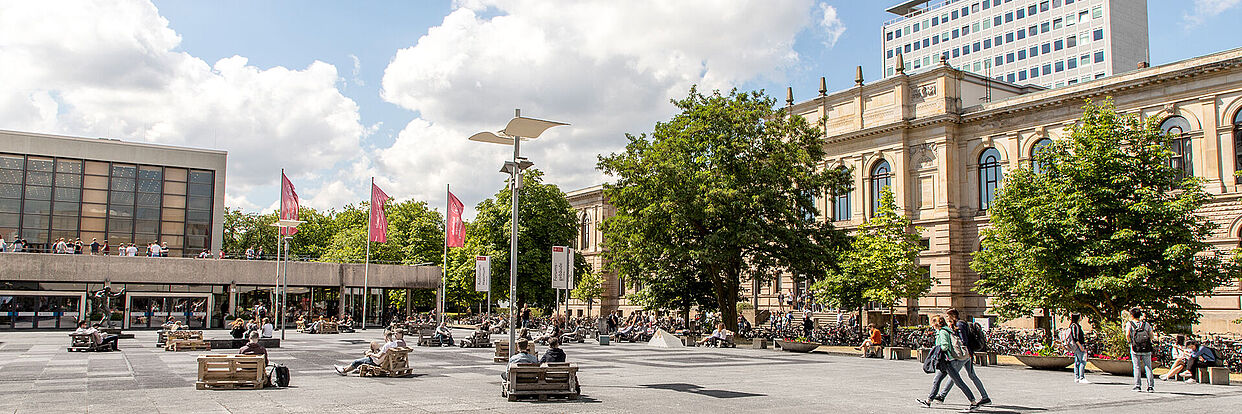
[1161,116,1193,180]
[1234,111,1242,184]
[579,212,591,250]
[1031,138,1053,174]
[869,159,892,216]
[979,148,1003,211]
[832,167,852,221]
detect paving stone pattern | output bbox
[1,330,1240,413]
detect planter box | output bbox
[1089,358,1132,376]
[775,339,818,353]
[1014,355,1074,370]
[751,339,768,349]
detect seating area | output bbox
[357,347,413,377]
[67,333,113,352]
[418,329,450,347]
[494,340,509,363]
[459,331,491,348]
[501,363,580,401]
[196,354,267,390]
[164,331,210,351]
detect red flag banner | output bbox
[280,172,299,235]
[447,191,465,247]
[370,183,390,243]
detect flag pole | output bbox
[274,169,283,329]
[363,177,372,331]
[440,184,449,326]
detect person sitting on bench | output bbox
[434,322,454,346]
[857,323,883,357]
[697,323,730,346]
[335,335,399,376]
[540,338,566,364]
[260,317,275,338]
[162,316,182,331]
[501,338,540,381]
[229,318,246,339]
[1175,340,1218,384]
[74,321,119,350]
[1161,343,1195,381]
[536,323,563,345]
[239,331,267,357]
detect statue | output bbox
[91,286,126,329]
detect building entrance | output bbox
[0,290,87,329]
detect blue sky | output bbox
[3,0,1240,217]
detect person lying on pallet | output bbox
[501,339,540,381]
[334,334,401,376]
[74,320,120,350]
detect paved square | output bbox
[1,329,1239,413]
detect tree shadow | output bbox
[640,383,765,399]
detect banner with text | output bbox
[475,256,490,292]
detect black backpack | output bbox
[271,364,290,387]
[1129,321,1153,353]
[967,322,988,353]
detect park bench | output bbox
[159,330,203,346]
[167,339,211,351]
[358,346,413,377]
[307,321,339,334]
[459,331,492,348]
[418,328,449,347]
[502,363,580,401]
[67,333,113,352]
[196,354,267,390]
[494,340,510,363]
[1192,366,1231,385]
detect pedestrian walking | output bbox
[936,309,991,406]
[1066,313,1089,383]
[1125,308,1156,392]
[919,314,979,409]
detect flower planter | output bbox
[1089,358,1133,376]
[775,339,819,353]
[1013,355,1073,370]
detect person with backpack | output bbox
[934,309,991,407]
[1125,308,1156,392]
[1065,313,1089,383]
[919,314,979,409]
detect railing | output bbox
[883,0,965,27]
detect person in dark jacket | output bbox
[540,338,566,364]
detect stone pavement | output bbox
[1,329,1240,413]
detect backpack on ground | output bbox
[1129,321,1153,353]
[270,364,290,387]
[967,321,988,353]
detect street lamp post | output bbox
[270,219,302,340]
[468,109,567,357]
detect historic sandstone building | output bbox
[569,48,1242,332]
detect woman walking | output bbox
[919,314,978,410]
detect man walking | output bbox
[935,309,991,407]
[1068,314,1089,383]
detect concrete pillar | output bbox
[228,281,237,318]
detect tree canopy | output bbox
[972,100,1237,330]
[598,87,851,330]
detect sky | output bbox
[2,0,1240,219]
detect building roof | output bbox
[886,0,934,16]
[0,128,228,156]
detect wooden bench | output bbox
[459,331,491,348]
[196,354,267,390]
[494,341,510,363]
[1193,366,1231,385]
[295,320,306,332]
[358,346,413,377]
[502,363,580,401]
[888,347,912,360]
[159,330,203,346]
[319,321,339,334]
[419,329,449,347]
[68,333,113,352]
[167,339,212,351]
[972,352,998,366]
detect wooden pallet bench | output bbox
[358,347,413,377]
[502,363,580,401]
[167,339,212,351]
[418,329,449,347]
[196,354,267,390]
[67,333,113,352]
[159,330,203,347]
[494,341,510,363]
[459,331,492,348]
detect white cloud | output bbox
[378,0,818,216]
[818,3,846,48]
[1185,0,1242,24]
[0,0,366,211]
[348,54,364,87]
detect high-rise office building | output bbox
[882,0,1148,89]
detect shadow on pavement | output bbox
[640,383,766,399]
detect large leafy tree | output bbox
[598,87,851,331]
[472,170,584,310]
[973,100,1236,330]
[317,200,444,266]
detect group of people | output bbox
[243,246,266,259]
[228,317,275,339]
[335,330,407,375]
[919,309,992,410]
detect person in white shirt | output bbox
[127,244,138,256]
[0,236,6,252]
[260,317,275,338]
[74,321,119,350]
[148,242,158,257]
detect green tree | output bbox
[829,187,930,336]
[571,270,604,318]
[972,100,1236,331]
[598,87,851,331]
[472,170,583,310]
[318,200,444,266]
